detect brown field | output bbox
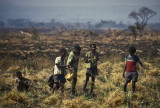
[0,29,160,108]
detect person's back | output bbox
[126,54,140,72]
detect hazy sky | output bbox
[0,0,159,23]
[1,0,160,7]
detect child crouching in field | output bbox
[83,44,99,94]
[15,71,31,92]
[51,48,67,95]
[123,46,145,93]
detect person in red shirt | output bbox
[123,46,145,93]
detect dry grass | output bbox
[0,30,160,107]
[0,89,29,106]
[0,59,160,108]
[0,29,160,59]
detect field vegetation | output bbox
[0,28,160,108]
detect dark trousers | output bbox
[71,68,78,94]
[83,67,97,93]
[72,78,77,94]
[83,74,95,93]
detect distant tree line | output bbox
[1,18,159,30]
[0,19,128,29]
[0,7,158,31]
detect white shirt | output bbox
[54,56,66,75]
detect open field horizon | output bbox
[0,28,160,107]
[0,0,160,107]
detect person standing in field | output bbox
[83,44,99,94]
[51,48,67,95]
[123,46,145,93]
[67,44,81,95]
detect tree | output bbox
[30,24,40,41]
[129,7,157,30]
[128,25,138,42]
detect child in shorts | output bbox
[51,48,67,95]
[123,46,145,93]
[83,44,99,94]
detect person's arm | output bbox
[59,65,67,67]
[55,57,61,68]
[67,52,74,66]
[73,51,81,62]
[56,63,67,68]
[27,79,31,85]
[139,61,145,69]
[123,56,127,78]
[137,56,145,69]
[15,78,18,83]
[15,78,21,83]
[123,63,127,78]
[14,78,18,87]
[55,57,67,68]
[76,52,81,60]
[84,52,90,63]
[57,60,67,68]
[22,78,31,85]
[75,55,80,61]
[84,57,89,63]
[97,53,99,61]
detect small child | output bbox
[67,44,81,95]
[51,48,67,95]
[15,71,31,92]
[123,46,145,93]
[83,44,99,94]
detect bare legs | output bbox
[51,82,64,95]
[83,75,95,94]
[124,81,136,93]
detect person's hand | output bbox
[28,80,31,85]
[17,79,21,83]
[60,65,67,67]
[69,67,74,71]
[76,56,80,60]
[142,65,145,69]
